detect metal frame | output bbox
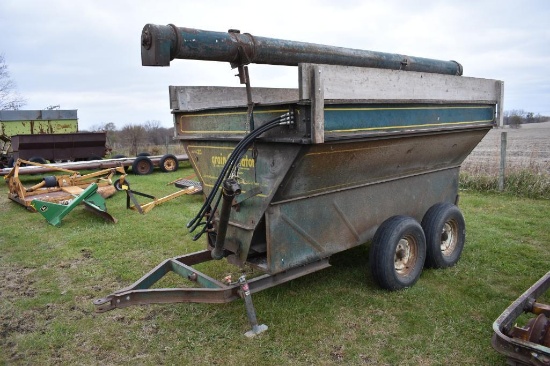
[4,158,125,211]
[94,250,330,335]
[492,271,550,365]
[121,179,201,214]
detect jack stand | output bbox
[31,183,116,227]
[238,275,268,337]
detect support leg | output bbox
[238,275,268,337]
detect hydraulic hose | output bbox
[187,111,293,238]
[211,178,241,260]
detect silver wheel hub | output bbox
[395,238,412,273]
[440,221,457,256]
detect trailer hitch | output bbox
[93,250,330,337]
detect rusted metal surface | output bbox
[0,110,78,136]
[10,132,107,161]
[0,110,80,167]
[4,159,124,211]
[181,111,490,272]
[141,24,463,76]
[492,271,550,365]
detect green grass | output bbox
[1,164,549,365]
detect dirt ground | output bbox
[463,121,550,174]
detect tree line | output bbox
[87,121,176,157]
[503,110,549,128]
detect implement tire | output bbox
[29,156,48,165]
[132,156,154,175]
[159,154,178,173]
[421,203,465,269]
[369,215,426,291]
[42,176,58,187]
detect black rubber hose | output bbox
[187,115,287,232]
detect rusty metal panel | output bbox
[177,96,492,274]
[184,128,490,274]
[184,140,302,262]
[11,132,106,161]
[273,129,489,202]
[174,104,308,143]
[492,271,550,365]
[141,24,463,76]
[0,110,78,137]
[266,168,459,273]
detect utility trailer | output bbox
[0,110,83,168]
[0,154,188,177]
[95,24,504,336]
[10,132,107,163]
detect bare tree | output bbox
[90,122,119,151]
[508,114,522,129]
[144,119,170,145]
[0,54,26,110]
[121,123,147,156]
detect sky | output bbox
[1,0,549,130]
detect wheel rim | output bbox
[137,161,150,173]
[394,235,418,276]
[440,220,458,256]
[163,158,176,171]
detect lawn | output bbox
[1,163,549,365]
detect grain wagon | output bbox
[95,24,504,336]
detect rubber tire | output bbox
[112,154,126,159]
[113,178,127,191]
[369,215,426,291]
[42,176,58,187]
[7,157,14,168]
[29,156,48,164]
[132,156,154,175]
[137,152,150,157]
[88,154,103,161]
[421,203,466,269]
[159,154,178,172]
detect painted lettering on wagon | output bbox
[211,153,255,169]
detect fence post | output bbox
[498,131,507,191]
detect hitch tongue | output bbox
[211,178,241,260]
